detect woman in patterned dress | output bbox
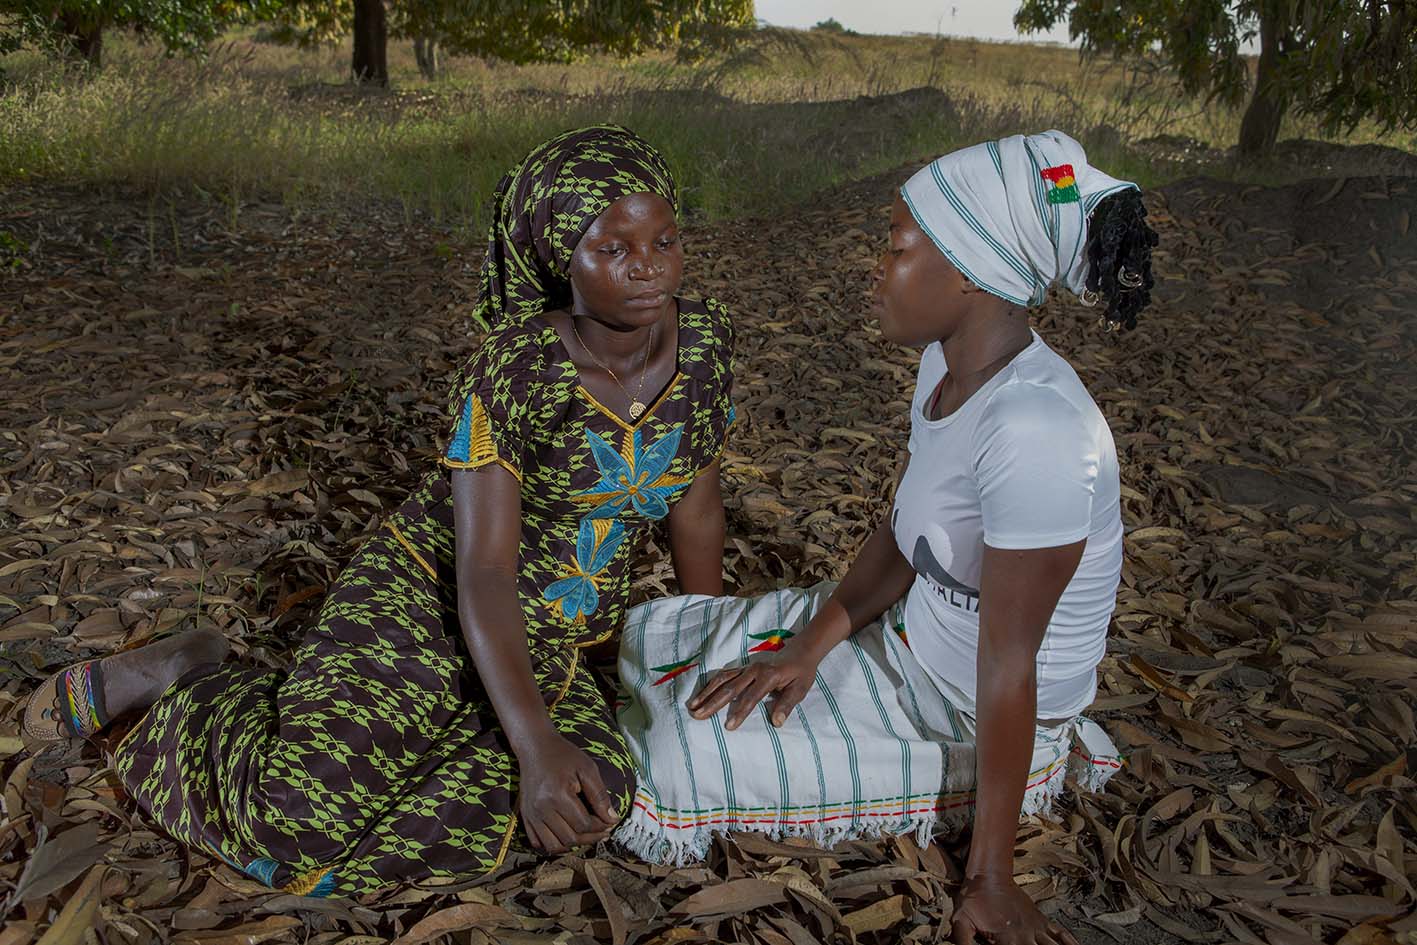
[22,126,735,896]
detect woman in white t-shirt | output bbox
[689,131,1158,945]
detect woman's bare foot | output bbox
[24,627,230,739]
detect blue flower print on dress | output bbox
[543,518,628,622]
[573,425,691,521]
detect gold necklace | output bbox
[572,321,656,420]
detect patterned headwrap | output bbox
[900,130,1137,307]
[474,125,679,329]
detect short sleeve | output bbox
[706,298,737,458]
[443,325,555,482]
[974,383,1099,550]
[678,297,737,467]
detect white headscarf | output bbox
[900,130,1137,307]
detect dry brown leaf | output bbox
[171,918,304,945]
[10,821,108,906]
[31,865,104,945]
[841,893,912,934]
[224,469,310,497]
[1336,925,1399,945]
[642,929,706,944]
[670,878,788,919]
[1269,894,1403,921]
[584,860,630,945]
[4,153,1416,945]
[391,903,519,945]
[1129,655,1193,702]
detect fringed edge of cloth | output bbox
[613,715,1122,867]
[614,804,971,869]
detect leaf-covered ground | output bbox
[1,166,1414,944]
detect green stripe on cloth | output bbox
[703,599,738,818]
[849,634,912,828]
[629,603,664,812]
[669,598,704,818]
[1085,183,1135,216]
[1027,145,1057,256]
[795,702,830,823]
[612,583,1122,865]
[763,590,792,810]
[1020,140,1056,307]
[930,162,1036,289]
[987,140,1006,181]
[814,658,863,830]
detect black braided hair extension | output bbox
[1084,189,1159,331]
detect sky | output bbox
[753,0,1074,44]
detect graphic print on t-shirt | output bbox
[895,510,980,614]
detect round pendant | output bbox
[628,401,647,420]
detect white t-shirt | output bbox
[892,331,1122,720]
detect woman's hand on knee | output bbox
[686,653,818,731]
[515,733,620,854]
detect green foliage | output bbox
[1014,0,1417,136]
[811,18,849,34]
[261,0,350,47]
[0,0,278,60]
[414,0,755,63]
[268,0,755,63]
[0,229,29,272]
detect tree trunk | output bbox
[351,0,389,87]
[57,10,103,68]
[414,36,439,81]
[1237,5,1289,157]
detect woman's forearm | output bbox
[450,467,559,757]
[831,518,916,631]
[458,568,557,757]
[965,541,1085,878]
[669,504,726,596]
[793,518,916,664]
[667,460,727,597]
[964,661,1036,879]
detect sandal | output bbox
[22,659,109,741]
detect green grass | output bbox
[2,28,1413,231]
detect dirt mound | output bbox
[1134,135,1417,179]
[1157,174,1417,317]
[1275,138,1417,177]
[797,87,961,170]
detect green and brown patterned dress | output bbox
[113,297,735,897]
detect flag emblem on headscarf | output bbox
[1040,164,1080,204]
